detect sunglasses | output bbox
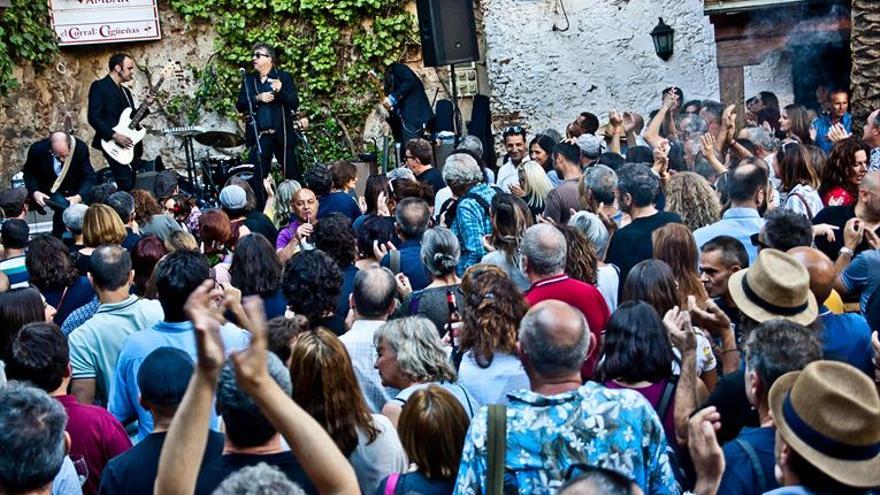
[503,125,525,136]
[253,53,271,58]
[750,232,768,249]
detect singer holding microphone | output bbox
[237,43,300,208]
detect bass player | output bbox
[87,53,154,191]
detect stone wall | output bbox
[0,6,235,183]
[480,0,794,132]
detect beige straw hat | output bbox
[727,248,818,325]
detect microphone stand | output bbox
[240,68,264,163]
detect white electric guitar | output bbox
[101,64,172,166]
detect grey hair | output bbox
[106,191,135,222]
[386,166,416,183]
[539,128,564,142]
[421,227,460,277]
[521,224,567,276]
[274,180,302,226]
[519,303,589,376]
[373,316,457,383]
[740,126,776,152]
[679,113,708,138]
[568,211,609,259]
[0,383,67,493]
[744,319,821,394]
[581,164,617,205]
[212,462,306,495]
[442,154,482,189]
[62,203,89,234]
[456,135,483,157]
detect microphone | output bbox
[210,65,217,80]
[239,67,246,74]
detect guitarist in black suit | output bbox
[237,43,300,209]
[87,53,153,191]
[23,132,96,237]
[383,63,434,159]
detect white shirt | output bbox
[496,160,520,191]
[349,414,408,495]
[458,352,530,405]
[596,264,619,313]
[780,184,823,219]
[339,319,393,413]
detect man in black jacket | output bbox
[237,43,299,208]
[383,62,433,159]
[23,132,95,237]
[87,53,152,191]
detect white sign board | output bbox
[49,0,161,46]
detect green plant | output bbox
[0,0,58,94]
[168,0,418,162]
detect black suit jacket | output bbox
[385,63,433,130]
[87,75,146,157]
[236,68,299,145]
[23,137,96,198]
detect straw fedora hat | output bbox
[769,360,880,487]
[728,248,818,326]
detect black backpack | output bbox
[437,188,496,227]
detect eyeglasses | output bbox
[253,53,270,58]
[750,232,768,249]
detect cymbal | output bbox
[194,131,244,148]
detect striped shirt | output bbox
[0,254,29,289]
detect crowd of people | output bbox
[2,85,880,495]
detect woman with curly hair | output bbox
[374,316,477,426]
[229,233,285,319]
[311,213,359,319]
[481,193,533,291]
[289,329,407,494]
[376,386,469,495]
[663,172,721,231]
[131,189,182,242]
[819,136,871,206]
[457,264,529,405]
[397,227,463,333]
[555,223,598,286]
[516,160,553,218]
[282,249,344,334]
[652,223,708,307]
[25,235,95,326]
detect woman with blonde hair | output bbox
[779,103,813,145]
[272,179,302,227]
[376,386,470,495]
[75,203,127,273]
[457,264,529,405]
[290,329,407,495]
[517,159,553,217]
[481,193,533,291]
[663,172,721,231]
[374,316,478,426]
[652,223,708,307]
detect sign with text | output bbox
[49,0,161,46]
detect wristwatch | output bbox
[839,246,855,258]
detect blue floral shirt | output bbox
[451,183,497,276]
[453,382,680,495]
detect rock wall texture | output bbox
[480,0,793,132]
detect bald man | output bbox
[23,131,95,237]
[453,300,679,495]
[788,246,874,375]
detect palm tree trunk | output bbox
[851,0,880,132]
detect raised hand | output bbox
[184,280,227,378]
[688,296,731,338]
[844,217,865,250]
[688,406,725,494]
[664,306,697,353]
[230,296,270,392]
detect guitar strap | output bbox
[50,137,76,194]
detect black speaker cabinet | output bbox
[416,0,479,67]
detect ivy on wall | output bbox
[0,0,58,95]
[167,0,418,162]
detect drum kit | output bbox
[163,127,255,202]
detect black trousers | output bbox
[247,131,299,209]
[46,193,70,238]
[103,152,137,192]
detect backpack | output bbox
[438,188,497,228]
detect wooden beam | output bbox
[719,66,746,129]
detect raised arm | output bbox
[645,92,677,148]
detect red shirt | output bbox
[525,274,611,379]
[55,394,132,495]
[822,186,856,207]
